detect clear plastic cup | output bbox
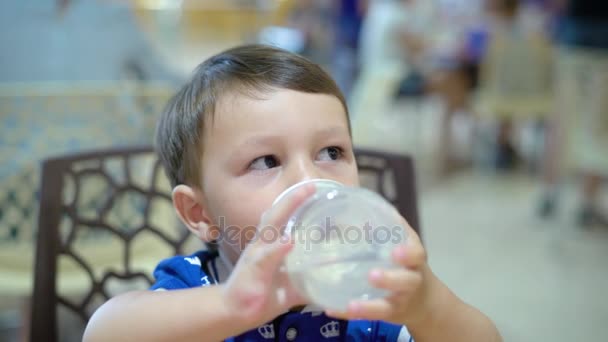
[273,179,407,311]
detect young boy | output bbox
[84,44,502,342]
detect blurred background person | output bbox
[425,0,487,175]
[287,0,335,69]
[474,0,554,171]
[539,0,608,227]
[330,0,367,99]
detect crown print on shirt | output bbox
[320,321,340,338]
[258,323,275,339]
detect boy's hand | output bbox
[326,217,503,341]
[326,217,436,327]
[220,184,316,329]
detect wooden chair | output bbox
[30,146,420,341]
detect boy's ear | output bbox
[172,185,219,242]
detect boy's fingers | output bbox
[249,240,306,306]
[346,299,393,321]
[324,309,350,320]
[238,183,316,281]
[369,268,421,293]
[251,238,294,271]
[326,300,393,321]
[253,183,316,248]
[278,272,308,307]
[391,217,426,269]
[392,243,426,269]
[266,183,316,226]
[396,215,422,249]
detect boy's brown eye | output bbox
[249,155,279,170]
[318,146,343,161]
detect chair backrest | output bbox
[30,146,420,342]
[476,28,554,117]
[354,148,420,234]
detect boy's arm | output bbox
[326,219,502,342]
[84,285,247,342]
[406,267,502,342]
[85,183,316,342]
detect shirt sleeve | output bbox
[150,251,214,291]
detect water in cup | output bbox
[274,179,407,311]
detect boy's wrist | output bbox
[401,268,503,341]
[198,284,258,338]
[403,266,453,332]
[217,284,255,329]
[217,283,278,333]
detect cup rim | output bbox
[272,178,343,206]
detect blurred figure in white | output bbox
[349,0,432,148]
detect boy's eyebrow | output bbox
[229,126,350,160]
[226,136,282,164]
[237,135,283,149]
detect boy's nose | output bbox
[290,159,321,184]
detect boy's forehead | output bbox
[204,89,348,140]
[212,90,268,122]
[202,91,269,137]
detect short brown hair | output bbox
[155,44,348,188]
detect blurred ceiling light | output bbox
[131,0,284,77]
[131,0,278,11]
[131,0,182,10]
[258,26,305,53]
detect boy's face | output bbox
[200,89,359,263]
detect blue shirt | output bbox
[151,251,413,342]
